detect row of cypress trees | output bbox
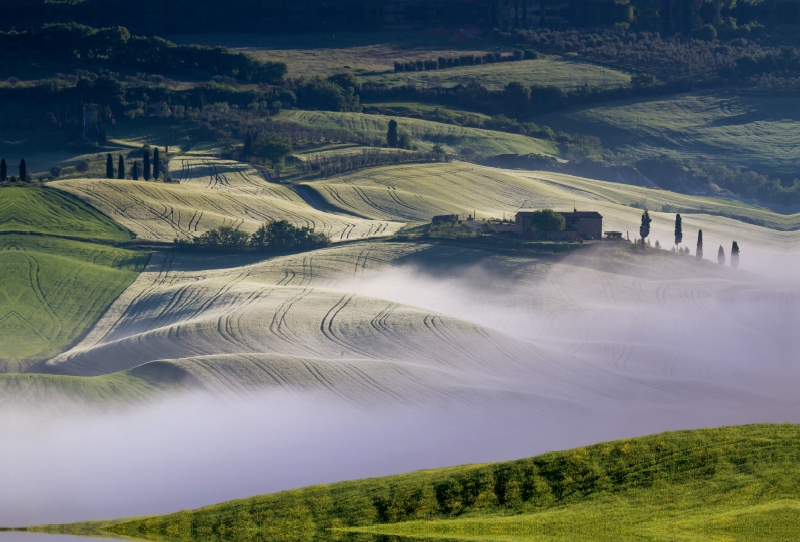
[0,158,27,182]
[640,210,740,268]
[105,148,162,180]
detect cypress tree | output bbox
[118,155,125,179]
[731,241,740,268]
[0,159,6,182]
[19,159,26,182]
[717,245,725,265]
[132,161,139,180]
[639,209,651,246]
[106,154,114,179]
[696,229,703,259]
[387,119,398,148]
[674,213,682,246]
[143,151,151,181]
[153,147,160,179]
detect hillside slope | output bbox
[35,424,800,542]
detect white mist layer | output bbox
[3,247,800,526]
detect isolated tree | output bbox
[639,209,651,246]
[527,209,566,233]
[387,119,398,148]
[106,154,114,179]
[153,147,160,179]
[717,245,725,265]
[132,161,139,180]
[19,159,26,182]
[0,159,6,182]
[731,241,740,268]
[118,155,125,179]
[674,213,682,247]
[143,151,151,180]
[252,132,293,166]
[696,229,703,259]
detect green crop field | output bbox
[34,424,800,541]
[277,110,558,157]
[0,187,133,242]
[0,235,147,371]
[535,89,800,175]
[361,56,631,91]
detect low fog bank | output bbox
[3,244,799,526]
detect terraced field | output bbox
[536,90,800,174]
[277,110,558,157]
[50,158,404,242]
[0,235,147,372]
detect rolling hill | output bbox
[32,424,800,542]
[50,158,404,243]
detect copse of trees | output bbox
[294,75,361,112]
[0,24,287,83]
[526,209,566,232]
[175,221,330,253]
[296,148,449,178]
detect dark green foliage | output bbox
[387,119,398,148]
[297,149,449,178]
[118,155,125,179]
[251,132,293,166]
[176,222,330,253]
[106,154,114,179]
[19,159,27,183]
[153,148,160,179]
[639,210,651,242]
[503,82,531,115]
[718,245,725,265]
[526,209,566,232]
[0,159,6,182]
[393,52,523,73]
[731,241,740,268]
[295,76,360,112]
[696,229,704,259]
[143,151,150,181]
[250,220,330,252]
[93,425,800,542]
[0,24,287,83]
[131,161,139,180]
[674,213,683,246]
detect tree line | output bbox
[296,148,450,178]
[393,50,538,73]
[0,24,287,83]
[174,221,330,253]
[103,146,166,181]
[639,210,740,267]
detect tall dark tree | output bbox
[106,154,114,179]
[387,119,398,148]
[731,241,740,268]
[639,209,651,245]
[132,161,139,180]
[696,229,703,259]
[153,147,160,179]
[717,245,725,265]
[19,159,26,182]
[0,159,6,182]
[674,213,682,246]
[118,155,125,179]
[143,151,151,181]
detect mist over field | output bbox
[2,249,798,526]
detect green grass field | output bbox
[0,187,133,242]
[34,424,800,541]
[361,56,631,91]
[277,110,558,157]
[0,235,147,371]
[535,89,800,175]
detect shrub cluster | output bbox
[174,221,330,253]
[296,149,449,178]
[393,50,537,72]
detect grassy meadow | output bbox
[34,424,800,541]
[0,235,146,371]
[277,110,558,157]
[536,89,800,175]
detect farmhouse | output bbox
[516,209,603,240]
